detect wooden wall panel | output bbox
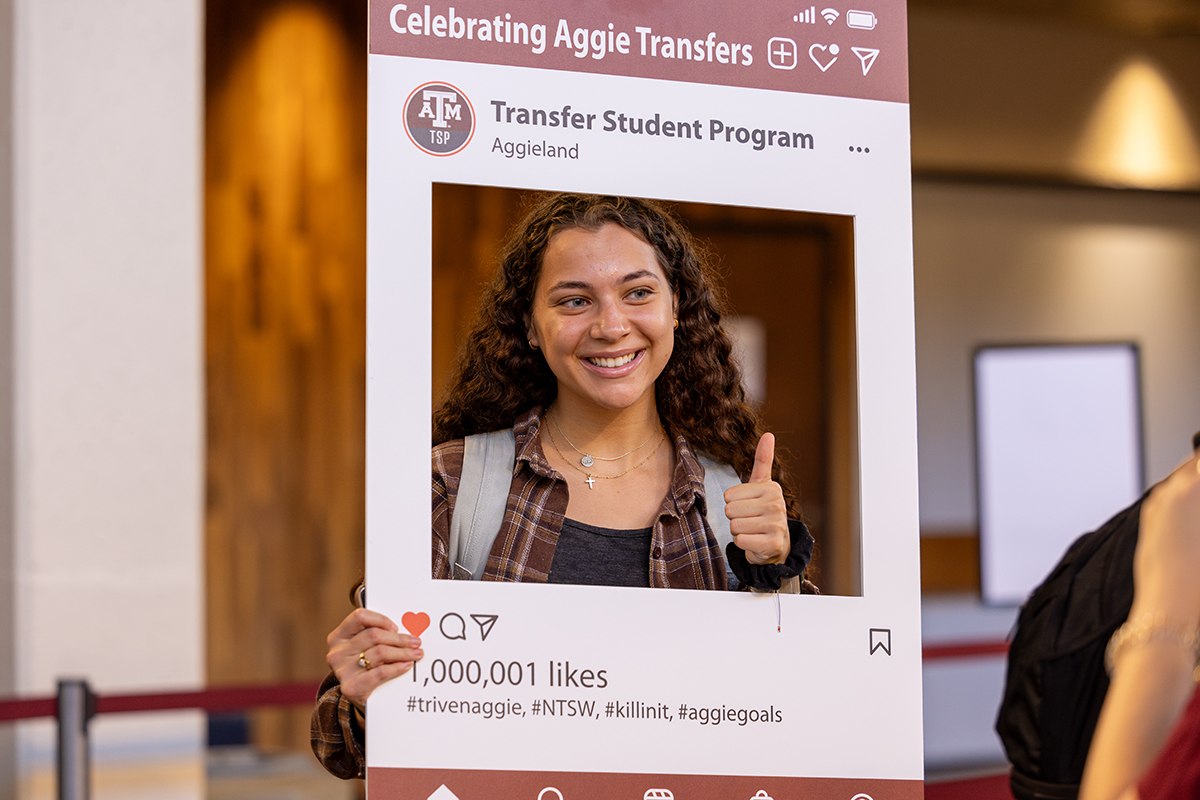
[206,0,366,750]
[430,184,528,409]
[920,533,983,595]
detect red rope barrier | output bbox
[923,640,1010,660]
[0,697,57,723]
[97,681,317,715]
[0,681,318,723]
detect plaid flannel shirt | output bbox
[432,407,730,588]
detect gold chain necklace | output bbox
[548,411,658,468]
[545,423,666,490]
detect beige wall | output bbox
[2,1,204,798]
[910,7,1200,188]
[908,8,1200,538]
[914,181,1200,532]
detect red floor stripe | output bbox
[925,772,1011,799]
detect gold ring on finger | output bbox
[357,651,372,670]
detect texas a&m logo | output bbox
[403,81,475,156]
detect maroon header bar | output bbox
[370,1,908,103]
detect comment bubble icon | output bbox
[440,612,467,640]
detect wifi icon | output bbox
[821,7,840,24]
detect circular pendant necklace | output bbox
[548,412,657,468]
[545,423,666,490]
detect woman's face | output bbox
[527,223,677,417]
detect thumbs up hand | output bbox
[723,432,791,565]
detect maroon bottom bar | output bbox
[369,766,923,800]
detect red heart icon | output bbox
[401,611,431,637]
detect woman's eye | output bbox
[627,287,653,301]
[560,297,588,309]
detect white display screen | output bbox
[975,343,1143,606]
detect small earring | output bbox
[528,338,539,350]
[673,318,679,330]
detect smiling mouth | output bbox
[586,352,640,368]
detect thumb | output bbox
[749,432,775,483]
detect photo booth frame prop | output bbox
[365,2,923,797]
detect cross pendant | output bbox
[585,475,596,489]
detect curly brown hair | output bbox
[432,193,799,514]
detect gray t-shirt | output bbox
[547,517,652,587]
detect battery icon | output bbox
[846,9,877,29]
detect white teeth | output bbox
[588,352,637,368]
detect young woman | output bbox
[311,193,815,778]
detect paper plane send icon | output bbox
[427,785,461,800]
[851,47,880,76]
[470,613,499,641]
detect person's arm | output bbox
[310,606,423,779]
[312,445,455,779]
[1080,454,1200,800]
[310,671,368,779]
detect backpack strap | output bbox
[448,429,516,580]
[448,431,742,585]
[698,454,742,588]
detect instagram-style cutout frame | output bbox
[366,2,922,797]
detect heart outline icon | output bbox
[808,43,840,72]
[401,611,431,637]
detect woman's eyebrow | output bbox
[545,271,660,293]
[546,280,592,292]
[619,270,660,283]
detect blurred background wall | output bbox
[910,4,1200,595]
[0,0,1198,796]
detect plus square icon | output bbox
[767,37,798,70]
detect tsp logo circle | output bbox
[403,81,475,156]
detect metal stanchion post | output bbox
[56,678,94,800]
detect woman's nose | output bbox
[591,301,629,340]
